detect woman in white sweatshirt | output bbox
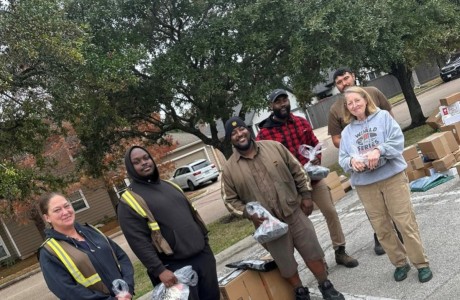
[338,86,432,283]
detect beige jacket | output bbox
[221,140,312,219]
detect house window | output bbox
[0,236,11,260]
[68,190,89,213]
[114,178,130,198]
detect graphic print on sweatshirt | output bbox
[354,126,380,154]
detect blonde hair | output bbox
[342,86,378,124]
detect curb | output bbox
[0,266,42,290]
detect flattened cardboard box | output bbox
[219,269,269,300]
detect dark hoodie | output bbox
[38,223,134,300]
[117,146,207,281]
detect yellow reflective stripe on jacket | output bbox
[47,238,101,287]
[122,191,159,231]
[122,191,147,217]
[148,222,160,230]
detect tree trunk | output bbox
[390,62,426,129]
[215,139,233,159]
[30,207,47,240]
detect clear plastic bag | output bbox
[298,142,330,180]
[245,202,288,244]
[112,279,130,298]
[151,266,198,300]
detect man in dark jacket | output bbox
[117,146,219,300]
[257,89,358,269]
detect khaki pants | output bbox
[355,172,429,268]
[312,180,346,249]
[266,208,324,278]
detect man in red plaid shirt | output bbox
[257,89,358,268]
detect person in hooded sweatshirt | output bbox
[38,193,134,300]
[117,146,219,300]
[338,86,433,284]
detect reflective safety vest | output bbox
[42,237,111,294]
[120,180,207,255]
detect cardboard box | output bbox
[425,109,443,130]
[440,92,460,106]
[441,122,460,145]
[330,186,346,204]
[402,145,419,161]
[322,171,341,190]
[417,132,455,160]
[219,269,269,300]
[341,180,352,192]
[406,169,426,182]
[408,156,424,170]
[424,167,436,177]
[257,269,294,300]
[454,162,460,176]
[453,148,460,162]
[443,114,460,126]
[432,153,456,172]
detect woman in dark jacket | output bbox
[38,193,134,300]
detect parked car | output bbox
[170,159,219,191]
[440,53,460,82]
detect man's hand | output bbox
[159,269,177,288]
[301,198,314,216]
[250,213,268,228]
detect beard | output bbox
[273,105,291,119]
[233,139,253,151]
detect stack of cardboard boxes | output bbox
[426,92,460,130]
[404,92,460,182]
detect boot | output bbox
[374,233,385,256]
[318,280,345,300]
[335,246,358,268]
[294,286,310,300]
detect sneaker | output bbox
[394,263,411,281]
[335,246,359,268]
[374,233,385,256]
[294,286,310,300]
[318,280,345,300]
[418,267,433,283]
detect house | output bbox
[0,140,116,262]
[162,132,226,177]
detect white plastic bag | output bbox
[298,142,330,180]
[245,202,288,244]
[112,279,130,298]
[151,266,198,300]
